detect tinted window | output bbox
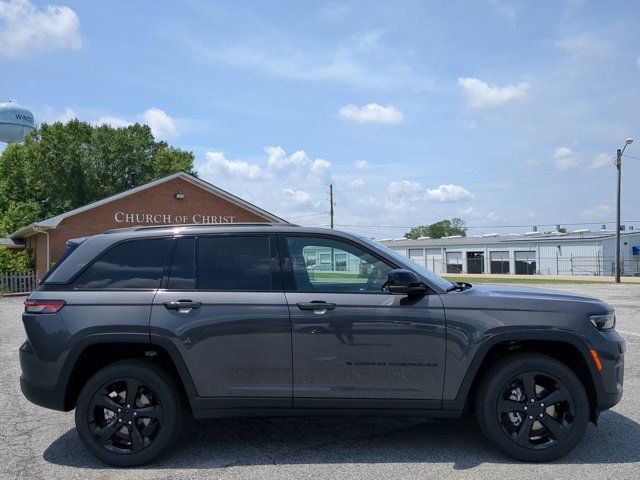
[284,236,393,293]
[75,238,170,289]
[197,236,273,291]
[168,238,195,289]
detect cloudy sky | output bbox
[1,0,640,238]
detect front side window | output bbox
[284,236,393,293]
[74,238,171,289]
[197,235,273,291]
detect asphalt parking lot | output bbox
[1,283,639,480]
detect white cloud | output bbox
[637,56,640,69]
[0,0,81,57]
[458,77,530,108]
[356,195,377,206]
[138,108,179,140]
[553,147,579,171]
[283,188,312,206]
[265,146,331,180]
[555,33,610,58]
[526,158,541,168]
[385,180,424,213]
[41,106,77,123]
[203,151,264,181]
[486,0,516,26]
[349,178,364,188]
[186,33,431,91]
[589,153,612,169]
[96,115,131,128]
[384,180,473,213]
[459,206,502,222]
[527,211,537,219]
[581,203,612,219]
[338,103,404,124]
[354,159,371,170]
[426,184,474,202]
[320,3,351,20]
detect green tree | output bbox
[0,120,196,236]
[0,247,32,273]
[1,201,42,236]
[404,218,467,239]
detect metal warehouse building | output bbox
[381,230,640,277]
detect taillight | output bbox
[24,300,66,314]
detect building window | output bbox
[408,248,425,266]
[490,251,510,274]
[446,252,463,273]
[466,251,485,274]
[515,251,536,275]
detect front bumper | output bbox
[593,332,625,412]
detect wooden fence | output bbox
[0,271,37,294]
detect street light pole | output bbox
[615,148,622,283]
[615,138,634,283]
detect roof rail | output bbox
[104,222,296,234]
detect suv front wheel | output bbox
[75,360,182,466]
[475,353,590,462]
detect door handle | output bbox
[163,300,201,312]
[297,301,336,313]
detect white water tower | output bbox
[0,101,35,143]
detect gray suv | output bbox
[19,224,624,466]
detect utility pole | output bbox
[329,183,334,229]
[615,149,622,283]
[614,138,634,283]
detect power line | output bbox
[286,211,329,220]
[334,220,640,230]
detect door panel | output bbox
[150,291,292,400]
[287,292,446,404]
[279,234,447,408]
[149,234,292,405]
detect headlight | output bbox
[590,312,616,331]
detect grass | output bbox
[443,276,616,285]
[307,270,623,285]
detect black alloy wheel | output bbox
[497,371,575,449]
[475,353,589,462]
[88,378,163,453]
[75,360,181,466]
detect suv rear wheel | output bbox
[75,360,182,466]
[475,353,589,462]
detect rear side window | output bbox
[41,239,83,284]
[74,238,170,289]
[167,238,195,289]
[197,236,273,291]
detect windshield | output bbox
[359,237,455,291]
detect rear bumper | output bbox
[20,376,67,411]
[19,340,68,411]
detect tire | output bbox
[475,352,589,462]
[75,360,182,466]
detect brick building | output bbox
[7,172,286,279]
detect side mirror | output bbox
[386,269,427,296]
